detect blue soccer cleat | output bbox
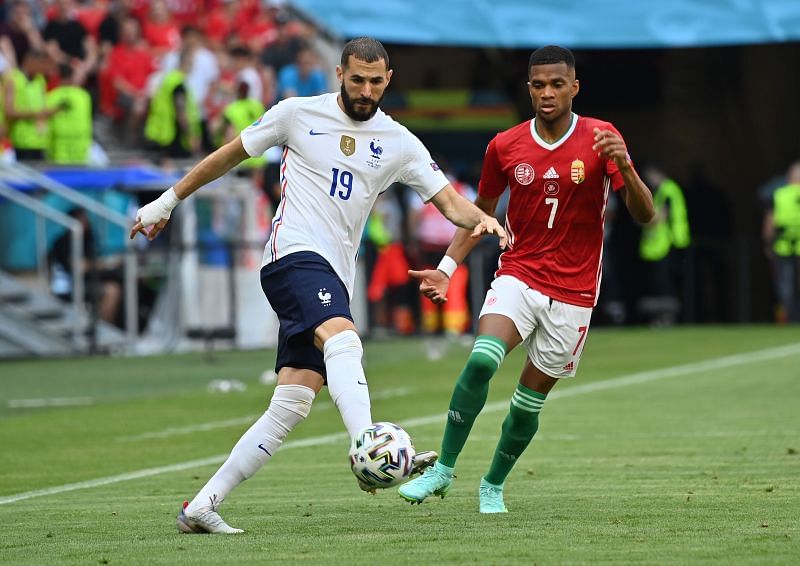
[478,478,507,514]
[398,463,452,504]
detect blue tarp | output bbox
[291,0,800,48]
[0,166,178,270]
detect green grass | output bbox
[1,326,799,564]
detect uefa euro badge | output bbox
[340,135,356,156]
[570,159,585,184]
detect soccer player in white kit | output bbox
[130,37,507,534]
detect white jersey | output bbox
[241,92,448,297]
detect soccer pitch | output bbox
[1,326,798,564]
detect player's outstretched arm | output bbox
[129,136,250,241]
[409,191,502,304]
[592,128,655,224]
[429,184,507,248]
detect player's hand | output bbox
[408,268,451,304]
[593,128,631,171]
[129,188,181,241]
[130,216,169,241]
[472,216,508,248]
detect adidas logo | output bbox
[543,167,559,179]
[563,361,574,372]
[448,410,464,424]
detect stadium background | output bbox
[1,0,799,359]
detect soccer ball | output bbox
[349,422,416,489]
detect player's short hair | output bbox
[529,45,575,73]
[341,37,389,69]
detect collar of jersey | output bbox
[530,113,577,150]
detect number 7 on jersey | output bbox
[545,197,558,229]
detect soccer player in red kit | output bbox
[400,45,655,513]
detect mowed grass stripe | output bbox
[2,342,798,506]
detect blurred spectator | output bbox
[43,0,98,78]
[74,0,108,41]
[4,49,58,161]
[236,0,278,54]
[202,0,238,49]
[230,46,263,105]
[162,26,220,151]
[100,17,155,144]
[98,0,135,54]
[259,11,303,73]
[763,161,800,323]
[408,174,474,338]
[46,63,92,164]
[219,80,266,169]
[144,49,201,157]
[0,0,45,64]
[49,208,122,326]
[366,188,415,335]
[166,0,203,27]
[276,44,326,100]
[142,0,180,57]
[639,163,691,326]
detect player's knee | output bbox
[465,353,499,380]
[270,384,316,420]
[322,329,363,361]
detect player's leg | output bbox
[315,316,372,439]
[179,361,322,534]
[480,295,592,513]
[399,276,532,503]
[479,360,555,514]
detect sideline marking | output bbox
[2,343,798,506]
[8,397,94,409]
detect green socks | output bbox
[484,383,546,486]
[440,336,507,468]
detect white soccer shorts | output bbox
[479,275,593,378]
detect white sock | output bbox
[186,384,315,513]
[324,329,372,438]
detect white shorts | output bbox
[479,275,593,378]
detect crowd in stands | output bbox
[0,0,330,164]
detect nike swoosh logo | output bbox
[357,380,368,386]
[309,129,328,136]
[257,444,272,456]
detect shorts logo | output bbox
[340,135,356,156]
[487,295,498,306]
[563,361,574,372]
[544,180,559,196]
[318,288,332,307]
[514,163,535,185]
[570,159,585,184]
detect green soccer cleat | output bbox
[398,463,452,504]
[478,478,507,514]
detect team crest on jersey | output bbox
[514,163,535,185]
[366,139,382,169]
[544,181,559,196]
[340,135,356,156]
[570,159,585,184]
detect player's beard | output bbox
[340,84,383,121]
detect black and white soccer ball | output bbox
[349,422,415,489]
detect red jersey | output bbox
[478,114,628,308]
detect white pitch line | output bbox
[7,397,94,409]
[117,387,414,442]
[1,343,798,506]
